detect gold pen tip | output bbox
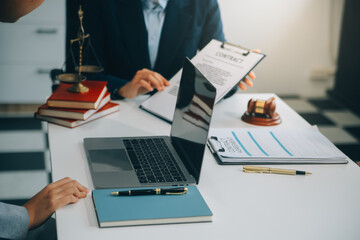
[111,192,118,195]
[306,172,312,175]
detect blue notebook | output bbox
[92,185,213,227]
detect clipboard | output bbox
[139,39,266,123]
[207,137,229,165]
[207,127,349,165]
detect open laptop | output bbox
[84,58,217,189]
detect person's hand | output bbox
[0,0,44,23]
[23,177,89,230]
[118,68,170,99]
[237,49,261,90]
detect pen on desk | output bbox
[243,166,312,175]
[111,187,188,196]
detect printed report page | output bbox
[208,127,348,163]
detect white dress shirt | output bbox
[141,0,168,69]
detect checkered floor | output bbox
[0,114,51,206]
[0,95,360,204]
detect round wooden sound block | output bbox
[241,112,281,126]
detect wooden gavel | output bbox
[246,97,276,118]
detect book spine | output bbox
[47,100,96,109]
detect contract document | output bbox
[140,39,266,122]
[207,127,349,164]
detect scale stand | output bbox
[56,4,103,93]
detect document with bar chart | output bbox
[207,126,348,164]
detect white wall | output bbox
[218,0,344,97]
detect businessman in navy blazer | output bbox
[81,0,256,99]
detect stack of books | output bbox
[35,81,119,128]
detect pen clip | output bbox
[243,166,271,174]
[243,169,270,174]
[165,187,188,195]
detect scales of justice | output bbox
[56,4,103,93]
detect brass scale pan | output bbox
[56,65,104,83]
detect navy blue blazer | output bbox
[82,0,226,96]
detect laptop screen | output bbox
[170,58,217,183]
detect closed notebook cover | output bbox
[38,92,110,120]
[92,185,212,227]
[47,81,108,109]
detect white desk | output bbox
[48,93,360,240]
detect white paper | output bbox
[208,126,348,163]
[140,39,266,122]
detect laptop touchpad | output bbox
[89,149,133,172]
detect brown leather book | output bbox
[47,81,108,109]
[35,102,119,128]
[38,92,110,120]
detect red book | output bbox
[183,111,209,130]
[192,94,214,116]
[47,81,108,109]
[35,102,119,128]
[38,92,110,120]
[188,101,211,123]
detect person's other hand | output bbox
[237,49,261,90]
[0,0,44,23]
[118,68,170,98]
[24,177,89,230]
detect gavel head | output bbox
[247,97,276,118]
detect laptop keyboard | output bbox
[123,138,187,184]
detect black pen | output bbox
[111,187,188,196]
